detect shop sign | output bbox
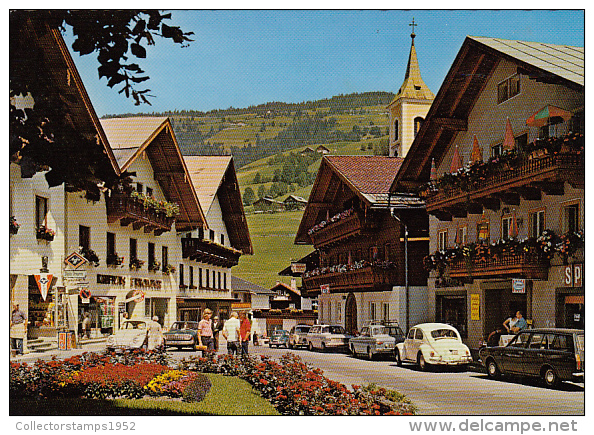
[512,279,526,294]
[320,284,330,294]
[34,273,53,301]
[64,270,87,280]
[470,294,480,321]
[65,252,87,269]
[564,263,583,287]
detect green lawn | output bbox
[9,373,279,416]
[235,210,313,289]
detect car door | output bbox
[522,332,546,376]
[355,327,369,353]
[402,328,416,361]
[548,333,574,380]
[501,331,530,374]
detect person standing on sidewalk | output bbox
[147,316,164,351]
[197,308,214,355]
[212,315,223,352]
[222,312,240,356]
[10,304,27,355]
[81,312,91,339]
[239,312,251,357]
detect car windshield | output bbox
[273,331,287,337]
[123,321,146,330]
[329,326,345,334]
[386,326,404,336]
[295,327,310,333]
[171,322,198,330]
[430,329,458,339]
[371,326,386,335]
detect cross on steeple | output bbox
[409,18,417,40]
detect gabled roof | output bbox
[391,36,584,191]
[184,156,253,255]
[296,155,422,244]
[100,117,206,231]
[231,276,275,295]
[284,195,308,203]
[270,281,301,297]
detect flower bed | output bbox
[178,353,416,415]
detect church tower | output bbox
[387,19,434,158]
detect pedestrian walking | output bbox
[10,303,27,356]
[81,312,91,339]
[222,312,241,356]
[239,312,251,357]
[212,315,223,352]
[198,308,214,355]
[147,316,164,351]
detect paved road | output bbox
[14,342,584,416]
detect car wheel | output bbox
[321,342,327,352]
[269,343,272,348]
[350,344,357,357]
[177,346,183,351]
[288,342,293,349]
[367,347,374,361]
[418,352,430,371]
[308,342,314,351]
[395,348,402,366]
[486,358,500,379]
[542,366,560,388]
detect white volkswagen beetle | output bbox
[395,323,472,371]
[106,320,149,351]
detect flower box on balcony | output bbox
[36,226,55,241]
[179,284,188,290]
[10,216,20,235]
[148,261,161,272]
[106,254,124,267]
[80,247,100,267]
[189,285,197,290]
[163,264,176,275]
[129,258,145,271]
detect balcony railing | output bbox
[303,264,399,293]
[309,211,364,247]
[106,193,174,236]
[447,251,549,280]
[181,238,241,268]
[426,152,584,216]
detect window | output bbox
[209,230,215,241]
[179,264,184,286]
[206,268,210,288]
[35,196,48,229]
[393,119,399,141]
[456,226,467,246]
[136,183,143,193]
[530,210,545,237]
[515,133,528,150]
[148,242,155,268]
[130,238,137,261]
[497,74,521,104]
[162,246,168,271]
[189,266,194,287]
[220,234,225,245]
[218,271,222,289]
[501,216,513,239]
[415,329,424,340]
[563,203,580,233]
[438,230,448,251]
[146,187,153,197]
[79,225,90,250]
[382,303,389,322]
[336,301,342,323]
[199,268,203,288]
[408,329,415,340]
[213,271,216,288]
[477,221,490,242]
[223,272,227,290]
[106,232,116,257]
[491,143,503,158]
[414,117,424,137]
[370,302,377,321]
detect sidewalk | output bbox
[10,337,108,363]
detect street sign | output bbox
[65,252,87,269]
[64,270,87,280]
[512,279,526,294]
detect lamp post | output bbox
[390,209,409,332]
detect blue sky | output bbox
[64,9,585,117]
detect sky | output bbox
[63,9,585,117]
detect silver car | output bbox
[306,324,351,352]
[349,323,403,360]
[288,324,311,349]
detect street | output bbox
[14,341,584,416]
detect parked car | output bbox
[395,323,472,371]
[349,321,405,360]
[163,321,201,350]
[306,324,352,352]
[288,324,311,349]
[479,328,584,388]
[269,329,290,348]
[106,319,149,351]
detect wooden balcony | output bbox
[448,251,549,280]
[106,194,174,236]
[426,152,584,220]
[181,238,241,268]
[309,211,367,247]
[303,264,399,294]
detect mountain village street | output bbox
[13,342,584,416]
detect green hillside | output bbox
[234,210,312,289]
